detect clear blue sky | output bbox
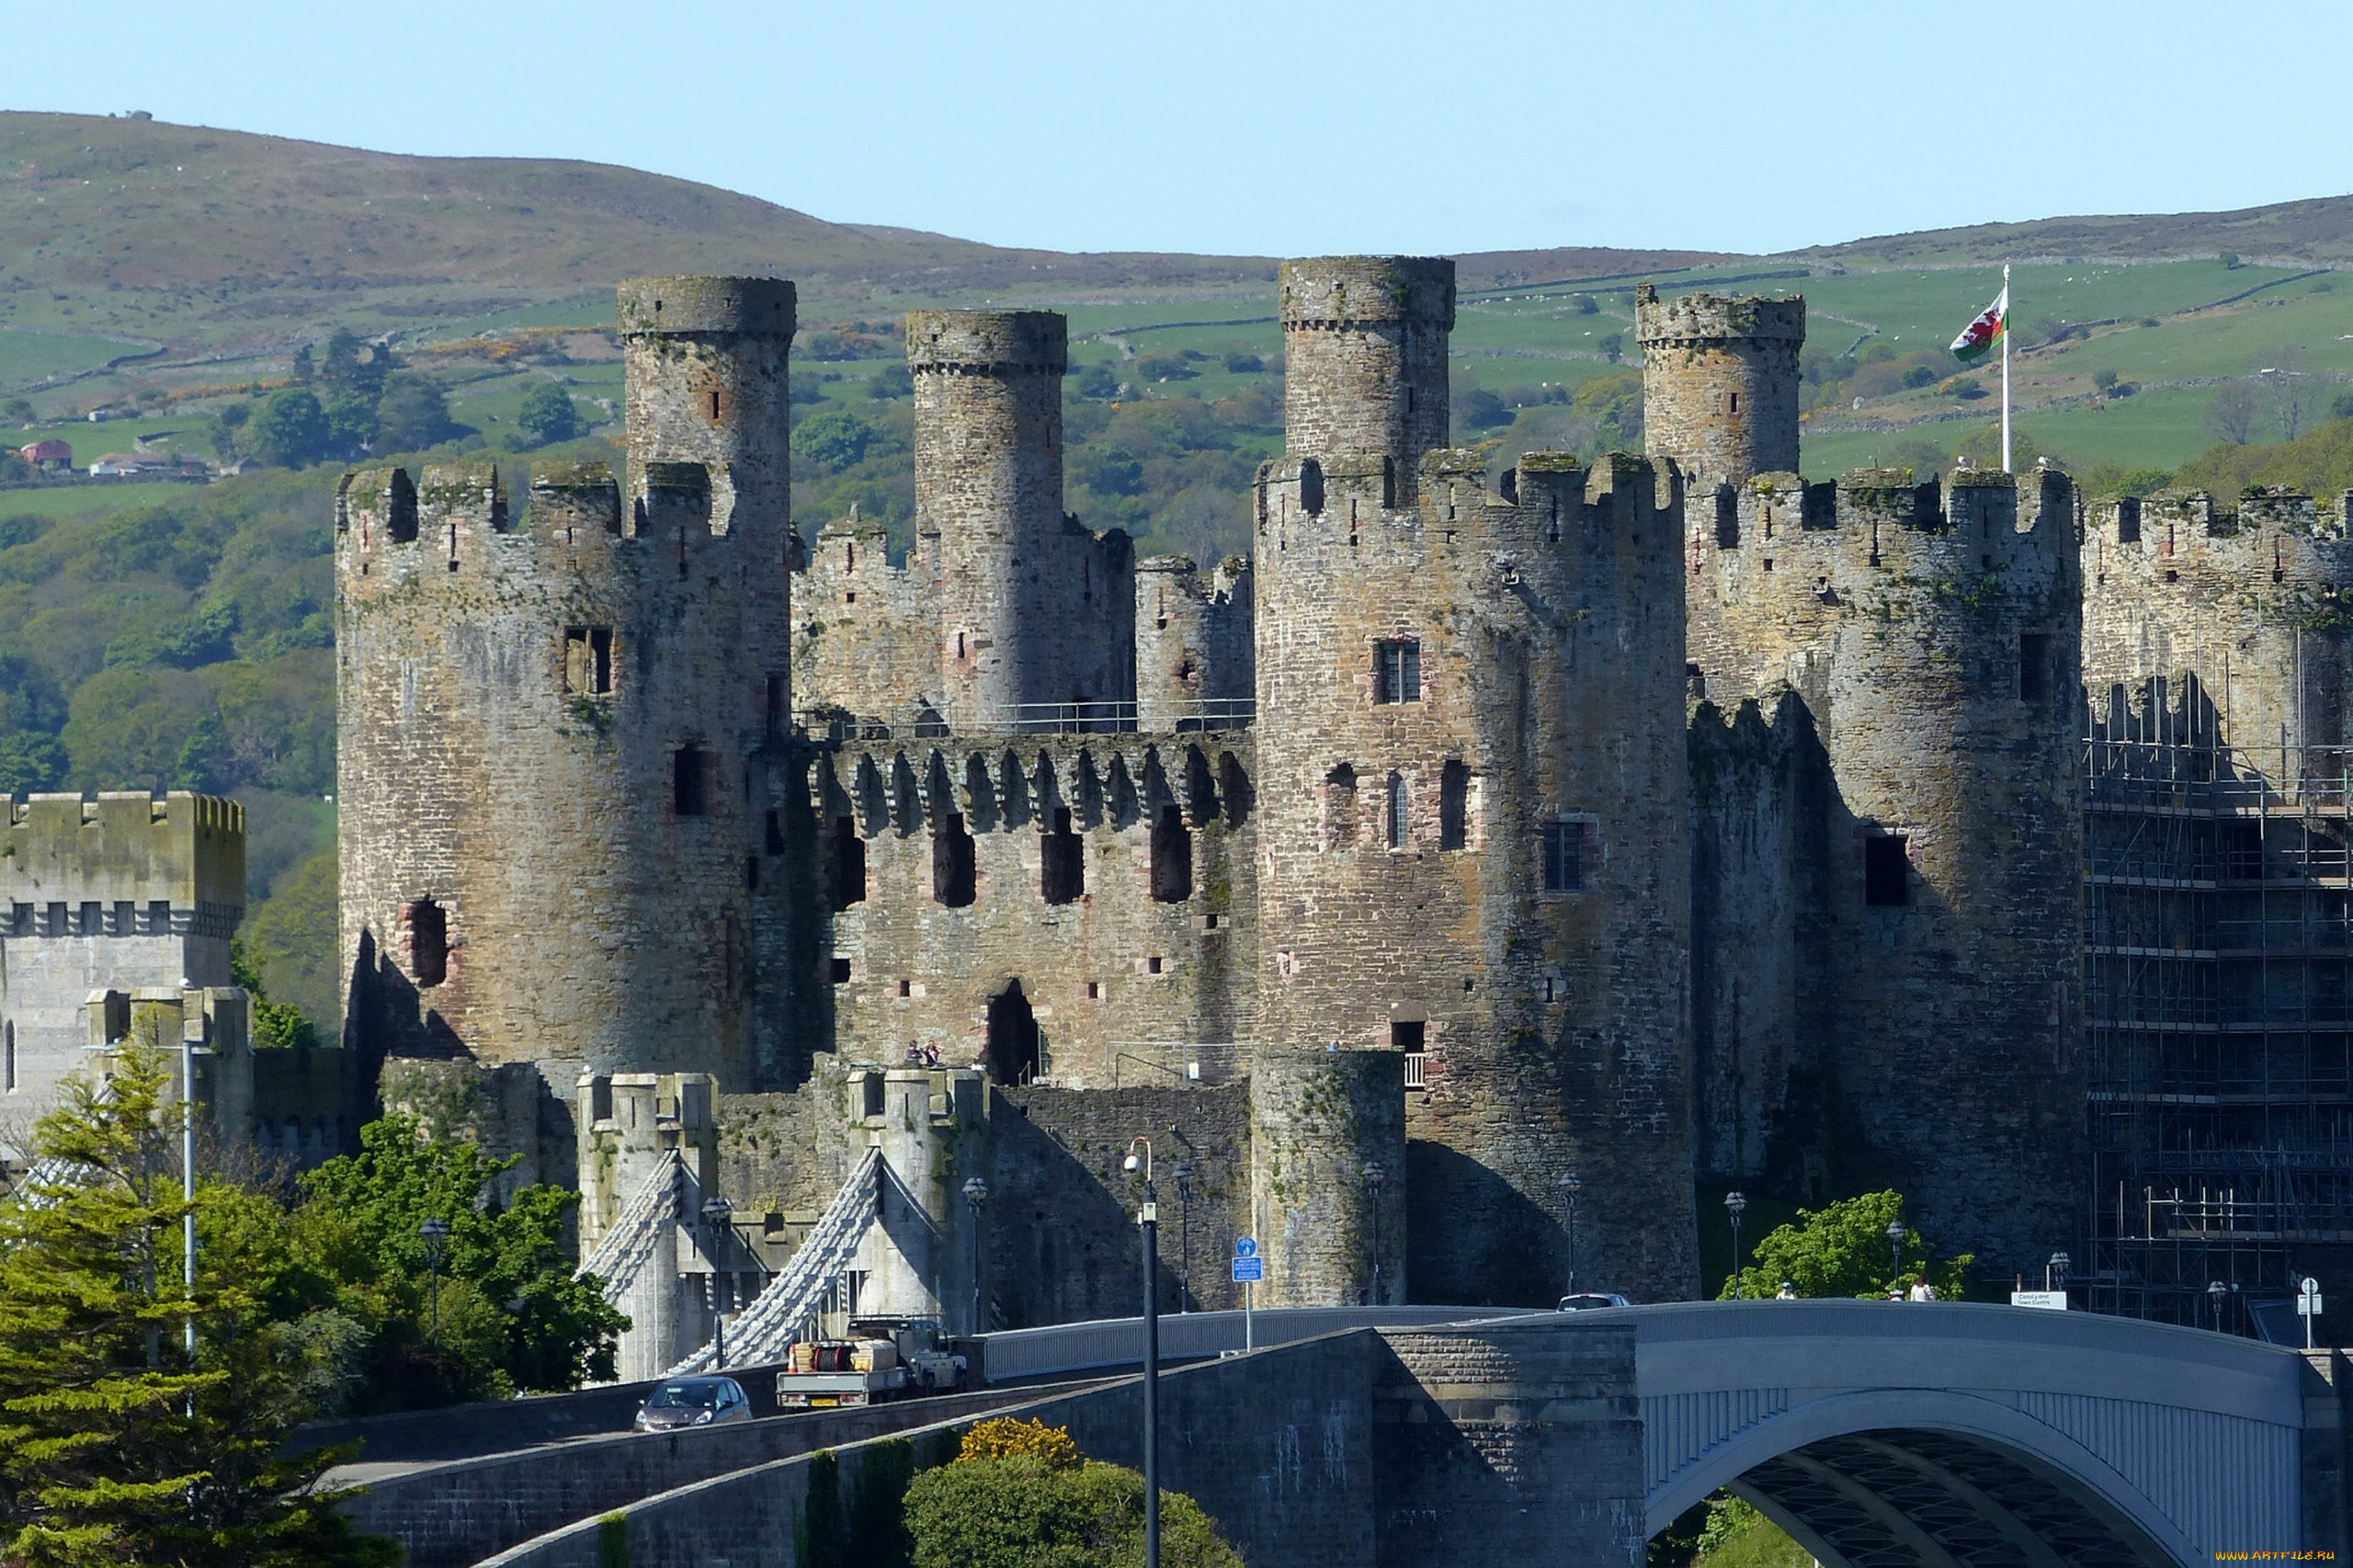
[6,0,2347,259]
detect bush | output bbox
[870,364,914,400]
[374,373,459,453]
[957,1417,1083,1468]
[1134,352,1195,383]
[1072,363,1121,400]
[792,408,877,473]
[1457,387,1511,430]
[2093,369,2120,394]
[1900,364,1938,390]
[904,1453,1241,1568]
[1220,352,1263,374]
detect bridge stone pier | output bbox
[424,1301,2347,1567]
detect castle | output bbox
[11,256,2341,1364]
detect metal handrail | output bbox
[795,697,1255,742]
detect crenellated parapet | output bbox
[2085,487,2353,761]
[1279,256,1455,504]
[1638,284,1804,494]
[1,790,244,931]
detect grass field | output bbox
[0,329,156,391]
[0,481,192,518]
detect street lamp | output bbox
[2047,1251,2071,1293]
[1122,1137,1161,1568]
[1363,1162,1386,1307]
[1886,1221,1907,1289]
[1561,1172,1584,1297]
[1170,1163,1196,1312]
[701,1196,733,1368]
[418,1218,450,1352]
[2208,1278,2228,1335]
[1724,1191,1747,1301]
[961,1176,989,1335]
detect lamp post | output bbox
[961,1176,989,1335]
[178,1028,211,1409]
[701,1196,733,1368]
[1561,1171,1584,1297]
[2208,1278,2228,1335]
[1171,1163,1195,1312]
[1723,1191,1747,1301]
[418,1218,450,1352]
[2047,1251,2071,1294]
[1123,1137,1161,1568]
[1364,1162,1386,1307]
[1886,1221,1906,1290]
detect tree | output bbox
[1,399,32,426]
[372,374,457,453]
[2093,369,2120,394]
[1073,447,1144,497]
[792,409,877,473]
[1072,364,1121,401]
[1134,352,1195,383]
[1457,387,1511,431]
[322,394,379,456]
[246,390,331,468]
[2207,382,2265,446]
[298,1117,627,1403]
[1221,352,1263,374]
[2261,348,2316,443]
[516,382,580,447]
[320,330,392,402]
[902,1420,1241,1568]
[1719,1190,1972,1301]
[0,1040,398,1567]
[869,364,914,401]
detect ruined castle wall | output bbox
[1135,555,1255,732]
[909,312,1132,724]
[793,514,938,728]
[993,1081,1251,1324]
[1687,467,2086,1270]
[1252,444,1696,1306]
[2084,490,2353,760]
[809,734,1256,1090]
[0,792,243,1111]
[1686,695,1832,1191]
[1636,286,1804,498]
[1279,257,1454,505]
[335,277,799,1119]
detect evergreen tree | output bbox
[0,1040,396,1567]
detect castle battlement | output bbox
[1279,256,1456,328]
[1254,448,1679,562]
[1700,467,2075,598]
[2088,489,2353,590]
[616,276,795,338]
[904,310,1066,374]
[1633,282,1806,346]
[2,790,244,926]
[813,734,1251,841]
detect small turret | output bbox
[1636,284,1804,502]
[1279,256,1456,505]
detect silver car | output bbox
[632,1376,752,1432]
[1557,1292,1632,1311]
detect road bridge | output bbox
[355,1301,2347,1566]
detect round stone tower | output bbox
[1279,256,1455,505]
[1250,416,1697,1304]
[1635,284,1804,498]
[336,277,796,1107]
[1687,466,2086,1271]
[1249,1050,1407,1306]
[906,310,1085,727]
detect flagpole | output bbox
[2001,263,2013,473]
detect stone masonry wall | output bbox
[1251,1050,1408,1307]
[1136,553,1256,731]
[1252,444,1697,1307]
[1687,467,2086,1271]
[0,791,243,1110]
[1279,256,1455,505]
[810,733,1256,1089]
[794,508,938,728]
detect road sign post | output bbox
[1233,1237,1261,1351]
[2299,1277,2325,1350]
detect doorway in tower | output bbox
[986,981,1041,1085]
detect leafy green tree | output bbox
[2093,369,2120,394]
[516,382,580,447]
[792,408,877,473]
[372,374,457,453]
[320,330,392,402]
[0,1040,397,1568]
[1071,363,1121,401]
[1073,447,1144,497]
[903,1419,1240,1568]
[1220,352,1263,374]
[299,1117,627,1402]
[232,940,322,1051]
[247,390,330,468]
[1457,386,1510,431]
[0,733,65,795]
[1,398,33,426]
[1133,352,1194,383]
[1719,1190,1972,1301]
[322,393,379,455]
[237,845,339,1033]
[869,364,914,401]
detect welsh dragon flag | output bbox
[1949,287,2008,362]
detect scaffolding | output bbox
[2084,736,2353,1337]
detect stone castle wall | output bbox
[1635,283,1804,498]
[1279,256,1454,506]
[1135,554,1254,731]
[0,791,244,1110]
[335,276,801,1120]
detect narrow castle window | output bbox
[674,748,713,817]
[862,1073,886,1118]
[1324,764,1358,849]
[830,817,866,909]
[1040,807,1084,904]
[1381,456,1396,509]
[564,627,614,695]
[767,675,785,738]
[1439,760,1469,850]
[1299,460,1324,517]
[1386,772,1408,849]
[404,898,448,988]
[2018,632,2051,701]
[1541,821,1586,894]
[1391,1019,1425,1051]
[1374,639,1421,704]
[385,470,418,544]
[1730,392,1740,414]
[830,958,851,984]
[1151,802,1193,903]
[934,813,977,907]
[1865,834,1910,907]
[709,390,722,421]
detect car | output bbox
[1557,1292,1632,1311]
[631,1376,753,1432]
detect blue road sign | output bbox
[1232,1256,1264,1283]
[1234,1236,1257,1258]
